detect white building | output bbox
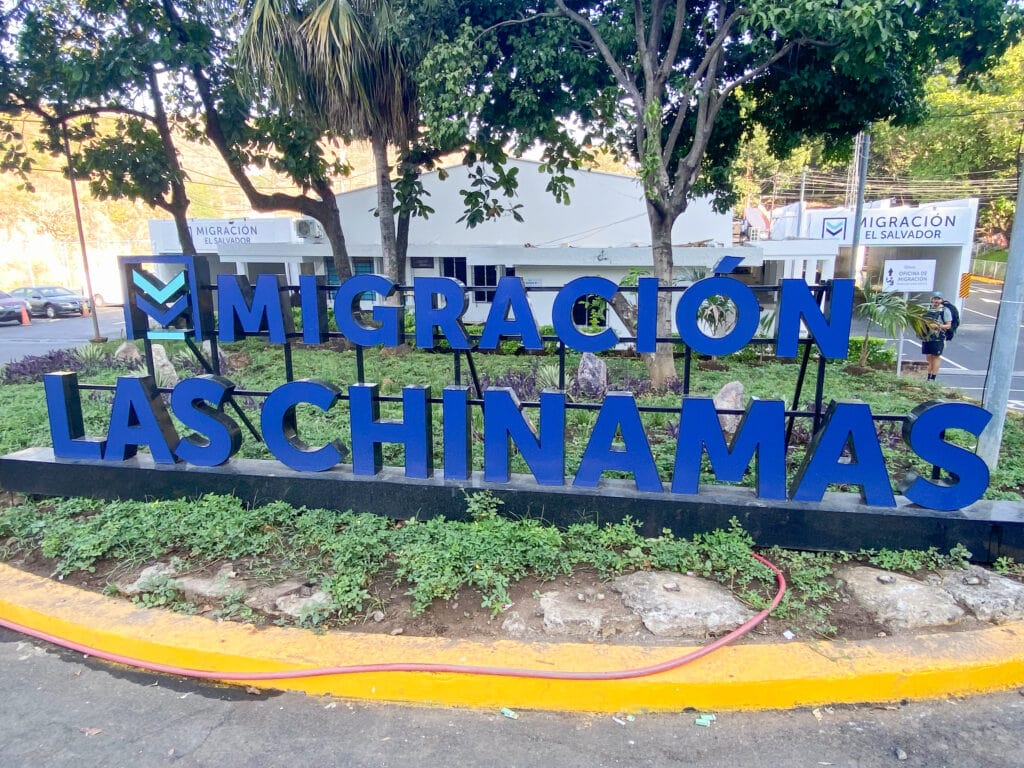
[770,198,978,306]
[149,160,844,334]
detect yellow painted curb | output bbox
[1,563,1023,713]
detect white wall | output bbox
[336,160,733,252]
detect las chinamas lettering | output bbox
[43,272,993,513]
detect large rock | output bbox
[118,562,179,596]
[275,590,332,620]
[176,564,249,601]
[245,579,307,616]
[200,340,227,372]
[713,381,745,437]
[539,590,642,638]
[576,352,608,398]
[838,565,965,630]
[611,572,755,637]
[940,565,1024,623]
[150,344,179,387]
[113,341,142,365]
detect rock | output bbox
[539,590,641,638]
[576,352,608,398]
[177,564,247,601]
[838,566,964,630]
[150,344,179,388]
[501,611,529,638]
[244,580,306,615]
[940,565,1024,623]
[118,562,178,596]
[612,572,756,637]
[712,381,745,437]
[200,340,227,371]
[371,610,386,623]
[275,590,331,620]
[113,341,142,365]
[895,747,909,761]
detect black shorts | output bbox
[922,339,945,356]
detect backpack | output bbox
[943,300,960,341]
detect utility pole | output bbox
[848,132,871,280]
[61,122,106,344]
[978,164,1024,469]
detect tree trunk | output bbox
[146,67,196,255]
[318,191,353,281]
[859,326,872,366]
[648,206,677,388]
[371,135,400,293]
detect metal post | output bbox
[61,123,106,343]
[896,291,907,376]
[848,131,871,279]
[795,167,807,236]
[979,164,1024,469]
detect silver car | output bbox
[10,286,88,318]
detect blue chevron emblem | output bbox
[120,255,210,341]
[822,218,847,240]
[132,270,187,304]
[134,294,189,327]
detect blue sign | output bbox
[49,262,994,513]
[121,255,214,341]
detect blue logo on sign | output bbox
[120,255,213,341]
[822,218,847,240]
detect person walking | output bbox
[922,291,952,381]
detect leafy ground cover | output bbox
[0,489,1002,641]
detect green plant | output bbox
[131,574,197,614]
[212,591,261,623]
[853,282,929,367]
[860,544,971,574]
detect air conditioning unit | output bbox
[294,218,324,240]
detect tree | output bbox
[853,282,928,368]
[236,0,459,287]
[871,44,1024,184]
[0,0,201,253]
[422,1,1022,387]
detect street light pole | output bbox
[848,132,871,280]
[61,122,106,344]
[978,164,1024,469]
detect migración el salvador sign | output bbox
[814,205,974,246]
[35,255,994,516]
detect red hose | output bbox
[0,552,786,683]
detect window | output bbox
[353,259,375,301]
[441,256,467,284]
[472,265,499,302]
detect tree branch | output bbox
[553,0,643,107]
[655,0,688,86]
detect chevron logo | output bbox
[822,218,847,240]
[128,267,192,340]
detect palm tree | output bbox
[237,0,415,288]
[853,282,929,367]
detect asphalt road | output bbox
[906,281,1024,410]
[2,627,1022,768]
[0,307,127,365]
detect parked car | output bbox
[9,286,90,318]
[0,290,29,324]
